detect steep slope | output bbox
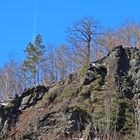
[0,45,140,140]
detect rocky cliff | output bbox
[0,45,140,140]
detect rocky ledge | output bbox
[0,45,140,140]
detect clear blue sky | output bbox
[0,0,140,65]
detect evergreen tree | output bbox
[23,34,46,85]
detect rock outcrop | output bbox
[0,85,48,139]
[0,46,140,140]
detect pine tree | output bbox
[23,34,46,86]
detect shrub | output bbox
[43,92,57,104]
[61,84,79,98]
[78,64,89,78]
[72,104,91,120]
[79,85,91,99]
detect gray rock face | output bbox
[19,85,48,110]
[0,46,140,140]
[104,46,140,138]
[0,85,48,139]
[84,63,107,85]
[0,104,14,138]
[36,106,91,139]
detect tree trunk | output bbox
[86,35,91,64]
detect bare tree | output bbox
[98,20,140,51]
[115,20,140,48]
[67,17,101,64]
[55,45,68,81]
[43,45,58,84]
[0,59,26,100]
[98,29,120,50]
[42,45,70,83]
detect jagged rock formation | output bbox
[0,45,140,140]
[0,85,48,140]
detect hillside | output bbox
[0,45,140,140]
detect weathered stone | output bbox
[0,46,140,140]
[19,94,32,110]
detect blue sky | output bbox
[0,0,140,65]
